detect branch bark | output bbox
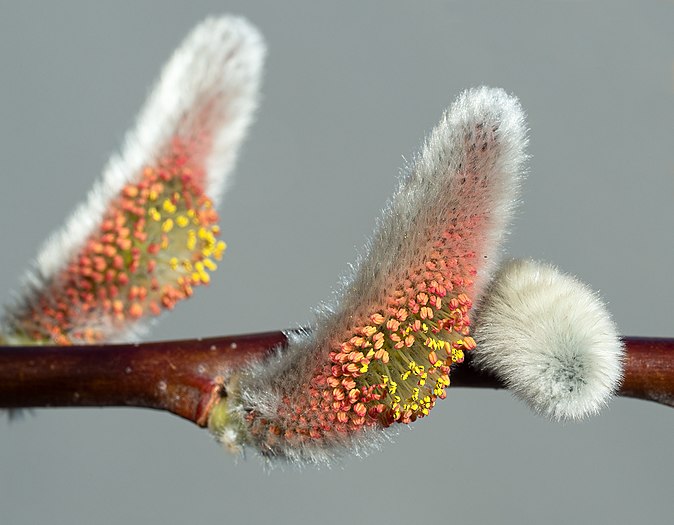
[0,332,286,425]
[1,334,672,426]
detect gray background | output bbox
[1,1,673,524]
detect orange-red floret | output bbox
[246,217,483,449]
[14,139,225,344]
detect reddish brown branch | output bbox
[1,334,672,426]
[619,337,674,407]
[0,331,286,425]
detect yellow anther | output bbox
[187,230,197,250]
[204,259,218,272]
[148,190,158,201]
[169,257,178,270]
[162,199,177,214]
[148,208,161,222]
[202,258,216,271]
[176,216,189,228]
[162,218,174,233]
[213,240,226,259]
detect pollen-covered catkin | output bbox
[211,87,529,464]
[0,16,265,344]
[3,144,224,344]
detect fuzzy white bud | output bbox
[472,259,624,421]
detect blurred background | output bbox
[1,1,672,524]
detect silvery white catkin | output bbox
[472,259,624,421]
[222,87,529,465]
[1,16,265,343]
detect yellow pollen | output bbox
[162,199,177,214]
[213,241,226,259]
[187,230,197,250]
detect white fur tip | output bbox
[473,259,624,421]
[123,14,266,205]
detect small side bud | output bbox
[472,259,624,421]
